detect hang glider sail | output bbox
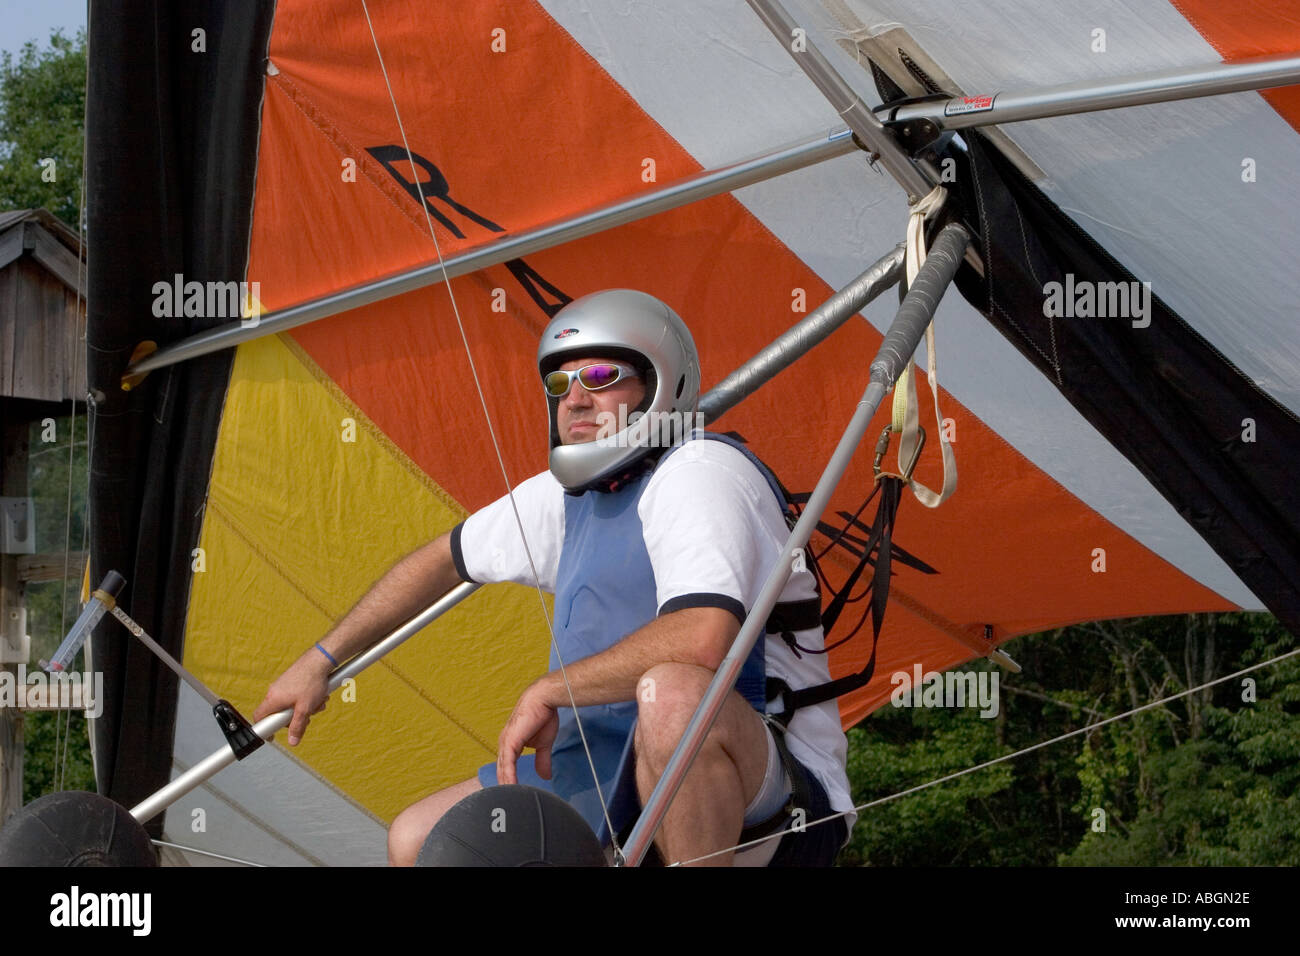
[79,0,1300,865]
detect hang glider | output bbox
[78,0,1300,865]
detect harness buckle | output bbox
[872,424,926,482]
[871,425,893,478]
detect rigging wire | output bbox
[54,125,91,794]
[358,0,619,849]
[669,643,1300,866]
[151,839,267,868]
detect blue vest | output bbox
[487,432,787,841]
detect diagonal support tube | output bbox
[619,222,971,867]
[699,243,905,424]
[123,128,858,381]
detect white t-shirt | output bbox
[455,437,855,835]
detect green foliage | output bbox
[0,28,86,227]
[843,613,1299,866]
[842,651,1091,866]
[1056,615,1299,865]
[21,710,95,804]
[842,700,1018,865]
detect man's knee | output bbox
[387,806,426,868]
[387,776,482,866]
[634,662,723,766]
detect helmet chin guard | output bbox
[538,290,700,493]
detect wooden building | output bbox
[0,208,88,823]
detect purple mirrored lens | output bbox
[578,364,621,389]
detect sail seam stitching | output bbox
[202,500,497,758]
[277,333,469,518]
[267,71,440,240]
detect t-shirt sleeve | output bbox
[451,470,565,591]
[638,441,791,622]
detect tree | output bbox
[0,29,86,227]
[1062,615,1299,865]
[842,613,1298,866]
[22,710,95,804]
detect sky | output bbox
[0,0,87,63]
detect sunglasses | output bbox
[543,363,641,398]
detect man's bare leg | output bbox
[387,777,482,866]
[633,662,771,866]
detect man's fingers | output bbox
[498,730,521,785]
[287,702,311,746]
[254,691,289,724]
[534,744,552,781]
[497,747,516,785]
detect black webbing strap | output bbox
[737,717,816,845]
[765,597,822,634]
[767,475,904,725]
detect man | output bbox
[255,289,852,866]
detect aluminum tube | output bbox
[698,243,905,425]
[745,0,934,203]
[888,53,1300,131]
[620,224,970,867]
[109,606,220,709]
[124,129,857,379]
[872,224,971,379]
[131,581,480,825]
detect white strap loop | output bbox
[891,185,956,509]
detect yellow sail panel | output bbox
[182,334,551,820]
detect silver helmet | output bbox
[538,289,700,493]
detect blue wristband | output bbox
[314,642,338,666]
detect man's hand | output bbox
[253,648,333,746]
[497,678,560,784]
